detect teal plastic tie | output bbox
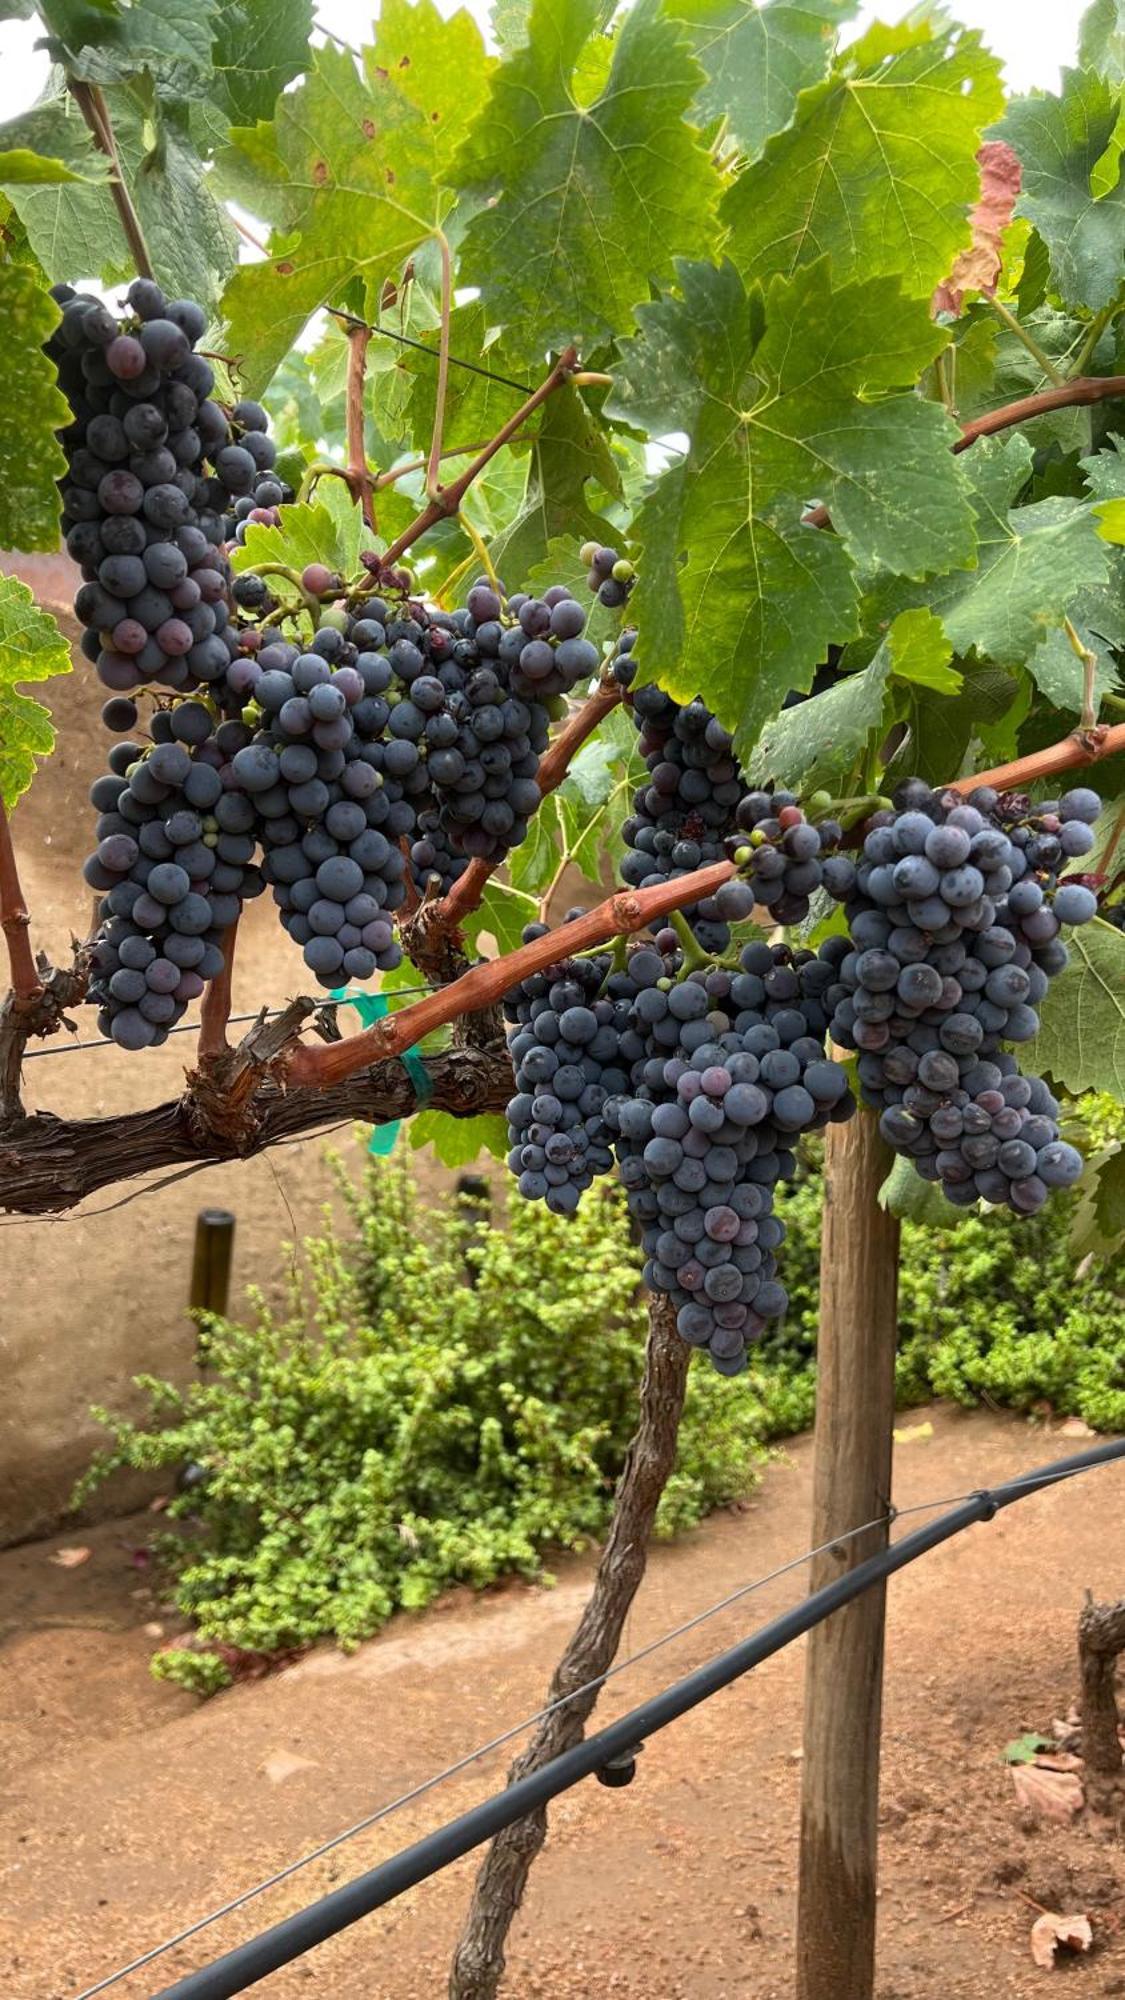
[329,988,433,1156]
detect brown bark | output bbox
[796,1111,900,2000]
[448,1293,691,2000]
[1078,1592,1125,1779]
[0,1041,514,1216]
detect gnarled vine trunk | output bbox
[448,1291,690,2000]
[1078,1591,1125,1784]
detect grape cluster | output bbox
[821,780,1101,1212]
[503,928,626,1213]
[504,924,853,1370]
[581,540,635,611]
[47,279,258,700]
[620,687,746,952]
[219,626,412,985]
[603,940,852,1373]
[84,702,264,1046]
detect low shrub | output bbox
[78,1122,1123,1694]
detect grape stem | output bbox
[425,231,454,503]
[67,79,155,282]
[0,800,41,1006]
[666,906,711,974]
[345,321,377,530]
[436,675,625,929]
[378,347,581,567]
[198,921,239,1059]
[987,295,1063,386]
[282,717,1125,1093]
[1064,616,1100,733]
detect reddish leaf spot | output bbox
[399,53,410,66]
[362,118,376,139]
[374,65,389,80]
[313,160,328,185]
[431,110,440,123]
[386,168,396,185]
[275,261,294,275]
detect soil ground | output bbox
[1,1400,1123,2000]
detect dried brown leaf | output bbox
[1011,1764,1084,1821]
[48,1545,91,1569]
[1030,1911,1093,1969]
[933,140,1022,314]
[1033,1751,1085,1773]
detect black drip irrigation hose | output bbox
[151,1435,1125,2000]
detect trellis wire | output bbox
[69,1444,1125,1999]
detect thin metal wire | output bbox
[328,308,535,397]
[22,989,440,1062]
[69,1447,1124,1999]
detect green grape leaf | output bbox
[896,658,1021,789]
[0,574,72,807]
[615,258,971,761]
[1080,0,1125,82]
[747,609,954,795]
[721,14,1003,300]
[220,6,491,392]
[1025,610,1123,715]
[1,86,236,306]
[671,0,853,158]
[1032,919,1125,1102]
[43,0,220,85]
[1070,1142,1125,1257]
[454,0,719,355]
[210,0,314,125]
[463,879,539,957]
[409,1109,509,1165]
[230,494,365,580]
[0,146,97,183]
[1000,68,1125,312]
[507,798,562,895]
[488,387,619,584]
[401,301,529,460]
[870,438,1116,673]
[0,258,69,553]
[879,1153,956,1229]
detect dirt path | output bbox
[1,1401,1123,2000]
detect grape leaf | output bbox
[1025,610,1123,715]
[721,15,1003,301]
[0,85,237,306]
[0,147,96,183]
[41,0,220,86]
[670,0,853,158]
[1069,1142,1125,1257]
[409,1109,509,1165]
[454,0,719,356]
[487,387,619,585]
[507,801,561,895]
[463,880,539,956]
[869,438,1116,672]
[1080,0,1125,83]
[0,574,72,808]
[0,258,69,554]
[1032,919,1125,1103]
[230,494,365,579]
[879,1153,956,1228]
[220,6,491,393]
[614,258,971,761]
[210,0,314,125]
[747,609,954,795]
[401,301,529,462]
[1000,68,1125,312]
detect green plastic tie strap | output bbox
[329,988,433,1156]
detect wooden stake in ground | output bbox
[448,1292,691,2000]
[796,1110,900,2000]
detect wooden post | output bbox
[189,1208,235,1359]
[796,1110,900,2000]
